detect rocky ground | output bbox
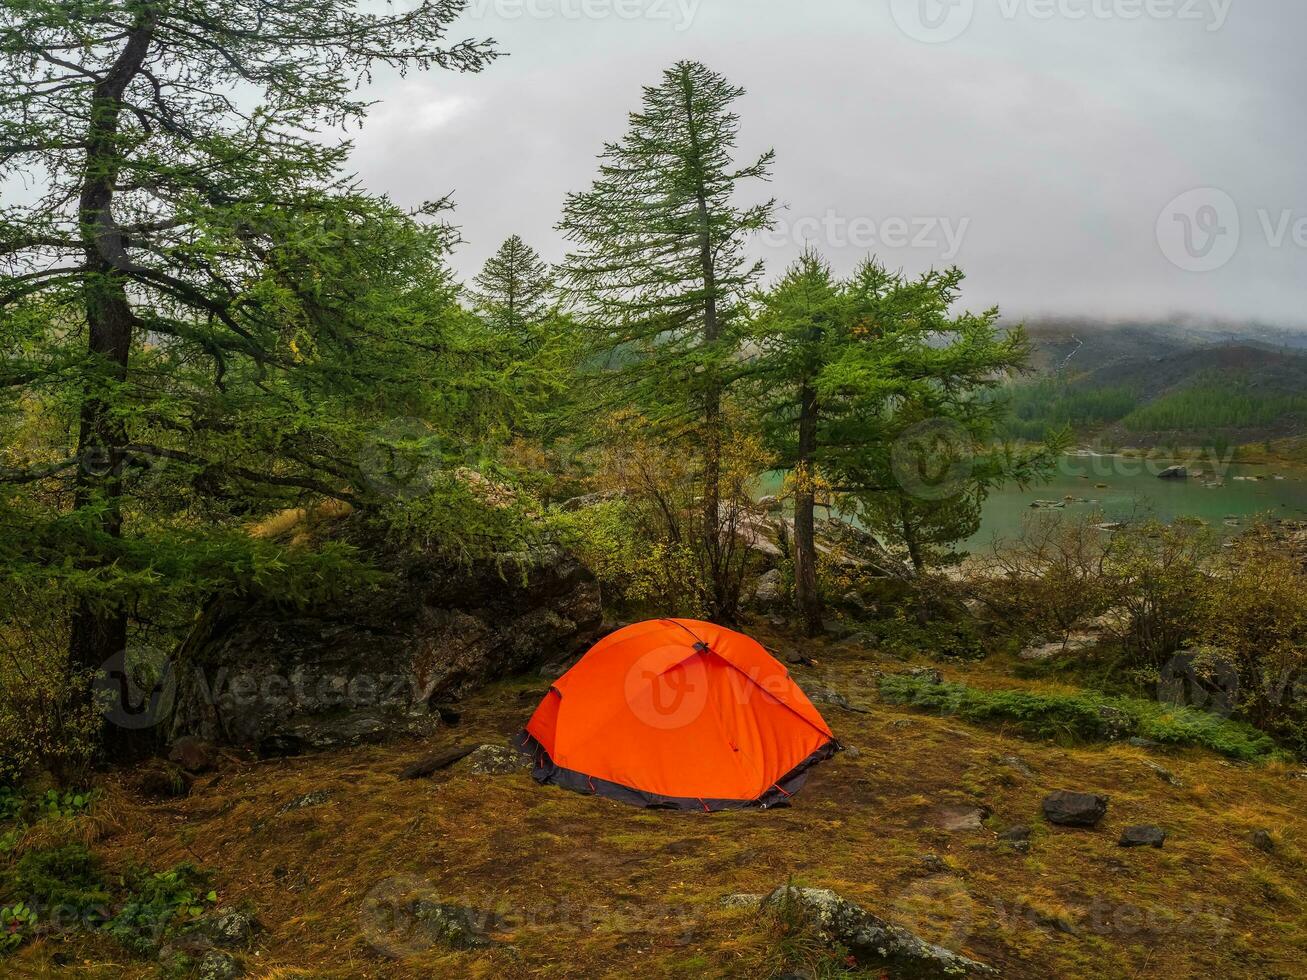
[7,622,1306,979]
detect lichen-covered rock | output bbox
[170,543,601,751]
[719,892,763,909]
[752,568,785,606]
[411,899,495,950]
[761,885,995,976]
[197,950,242,980]
[278,791,330,813]
[456,744,529,776]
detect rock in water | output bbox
[169,543,601,750]
[1042,790,1109,827]
[1157,465,1188,480]
[761,885,996,976]
[1119,825,1166,848]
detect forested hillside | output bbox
[1001,321,1307,450]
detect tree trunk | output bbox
[680,69,729,619]
[68,16,154,723]
[793,383,822,636]
[899,496,929,626]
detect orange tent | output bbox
[517,619,838,811]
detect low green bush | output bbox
[0,841,216,958]
[879,674,1281,761]
[7,844,111,921]
[105,864,215,955]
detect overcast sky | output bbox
[346,0,1305,326]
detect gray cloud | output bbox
[347,0,1306,325]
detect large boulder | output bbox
[169,542,601,752]
[761,885,995,977]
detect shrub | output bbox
[1102,521,1213,668]
[0,901,37,953]
[1196,532,1307,756]
[561,410,770,618]
[0,841,216,958]
[0,589,101,785]
[878,674,1281,761]
[105,864,215,955]
[6,843,112,921]
[987,511,1115,642]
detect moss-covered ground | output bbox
[5,624,1305,978]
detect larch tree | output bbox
[750,250,847,635]
[0,0,499,755]
[823,261,1060,573]
[469,234,554,349]
[557,60,774,619]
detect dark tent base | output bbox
[514,731,840,812]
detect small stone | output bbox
[1095,705,1133,740]
[457,744,530,775]
[919,853,948,874]
[1142,760,1181,787]
[719,892,763,909]
[999,825,1032,843]
[821,616,854,639]
[1250,830,1275,853]
[842,745,861,759]
[197,950,242,980]
[1119,825,1166,848]
[1042,790,1109,828]
[998,755,1036,778]
[937,805,988,832]
[1127,737,1161,749]
[279,790,329,813]
[412,900,494,949]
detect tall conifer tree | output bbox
[470,235,553,348]
[558,61,774,618]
